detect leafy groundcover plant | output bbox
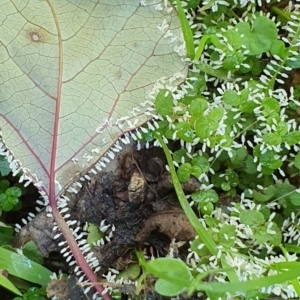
[0,156,51,299]
[135,0,300,299]
[1,0,300,299]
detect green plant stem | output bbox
[271,6,292,21]
[194,269,300,294]
[188,265,234,295]
[154,133,217,255]
[176,0,195,59]
[282,243,300,254]
[194,35,211,61]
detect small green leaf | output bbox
[223,90,240,106]
[276,121,288,136]
[218,225,236,248]
[191,156,210,173]
[175,122,194,143]
[259,149,282,170]
[190,238,210,256]
[283,131,300,146]
[16,286,47,300]
[254,222,281,246]
[1,199,13,212]
[262,97,280,115]
[190,165,202,178]
[199,201,214,215]
[223,52,244,71]
[0,180,10,194]
[189,98,208,118]
[253,191,274,203]
[285,54,300,69]
[177,163,191,183]
[270,40,286,58]
[219,135,233,148]
[251,58,263,76]
[147,258,192,297]
[290,192,300,206]
[191,189,219,203]
[87,223,104,248]
[116,264,141,281]
[0,194,7,203]
[244,155,257,174]
[6,187,22,198]
[262,133,282,146]
[223,30,242,50]
[240,210,265,226]
[173,149,189,164]
[184,0,201,9]
[208,107,224,122]
[155,89,173,117]
[8,196,19,206]
[236,17,278,56]
[239,100,258,114]
[221,182,231,191]
[194,117,210,139]
[253,16,278,38]
[228,171,239,187]
[230,147,247,166]
[0,194,12,212]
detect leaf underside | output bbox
[0,0,187,202]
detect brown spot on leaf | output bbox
[25,27,50,44]
[116,68,122,79]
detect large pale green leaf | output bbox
[0,0,187,203]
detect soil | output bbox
[12,143,198,300]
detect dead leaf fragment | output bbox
[47,279,68,300]
[157,172,200,195]
[128,171,146,205]
[12,211,59,257]
[135,209,196,245]
[47,277,89,300]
